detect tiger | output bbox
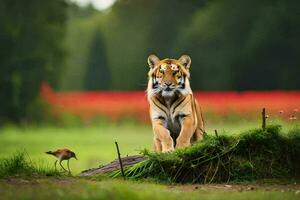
[147,54,205,152]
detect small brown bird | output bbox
[46,148,77,173]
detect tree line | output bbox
[62,0,300,91]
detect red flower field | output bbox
[41,83,300,123]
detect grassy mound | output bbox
[111,125,300,183]
[0,151,61,178]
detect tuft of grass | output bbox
[110,125,300,183]
[0,151,62,178]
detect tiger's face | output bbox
[155,62,184,97]
[147,55,192,98]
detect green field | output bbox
[0,123,153,174]
[0,121,296,174]
[0,121,299,200]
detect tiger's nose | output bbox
[164,81,172,86]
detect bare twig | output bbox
[204,161,213,184]
[214,129,219,137]
[262,108,266,131]
[115,141,125,179]
[209,155,220,183]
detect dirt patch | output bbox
[0,176,77,187]
[1,177,299,194]
[168,182,300,193]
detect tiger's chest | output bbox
[151,106,185,138]
[165,115,183,140]
[150,94,191,140]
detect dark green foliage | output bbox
[175,0,300,90]
[111,125,300,183]
[0,151,61,178]
[0,0,67,124]
[62,0,300,91]
[84,30,110,90]
[62,0,208,91]
[101,0,207,90]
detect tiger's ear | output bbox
[178,55,191,69]
[148,54,160,69]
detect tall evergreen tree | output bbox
[84,31,110,90]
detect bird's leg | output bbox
[67,160,71,175]
[54,160,57,170]
[59,160,67,172]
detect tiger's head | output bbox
[147,54,192,98]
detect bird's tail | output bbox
[45,151,54,155]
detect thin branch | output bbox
[115,141,125,180]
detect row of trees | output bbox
[61,0,300,91]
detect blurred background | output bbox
[0,0,299,173]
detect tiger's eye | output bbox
[159,68,164,73]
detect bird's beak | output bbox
[74,156,78,160]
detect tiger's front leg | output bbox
[152,120,174,152]
[175,115,195,148]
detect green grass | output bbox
[0,121,298,174]
[0,151,61,178]
[0,123,152,174]
[0,177,299,200]
[0,122,299,200]
[0,152,298,200]
[111,125,300,183]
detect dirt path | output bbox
[1,177,300,193]
[168,182,300,193]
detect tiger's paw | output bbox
[162,146,174,153]
[175,141,190,149]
